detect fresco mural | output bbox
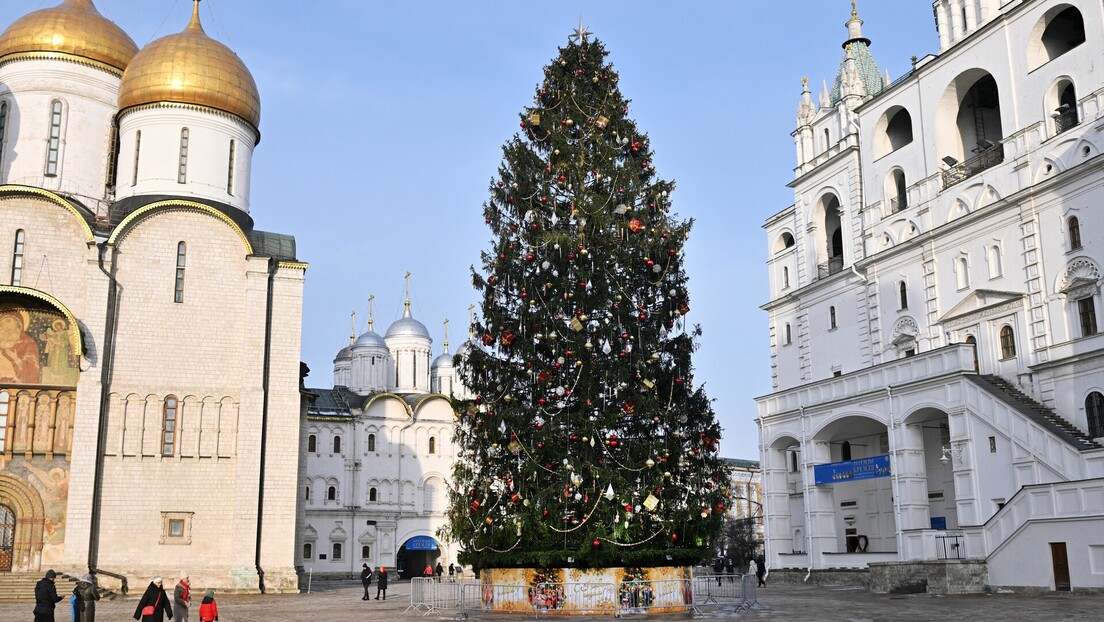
[0,305,78,388]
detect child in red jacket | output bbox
[198,588,219,622]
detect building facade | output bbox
[0,0,304,592]
[723,458,764,558]
[758,1,1104,591]
[299,294,470,578]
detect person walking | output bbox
[755,557,767,587]
[360,564,373,600]
[33,569,62,622]
[448,563,455,582]
[134,576,172,621]
[747,558,759,586]
[725,558,735,583]
[423,563,433,579]
[173,572,191,622]
[712,558,724,586]
[435,562,444,581]
[375,567,388,600]
[197,589,219,622]
[74,574,100,622]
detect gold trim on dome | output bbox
[277,261,309,271]
[118,101,260,144]
[117,1,260,130]
[0,185,94,242]
[0,285,84,355]
[364,392,414,418]
[0,50,123,76]
[0,0,137,73]
[412,393,450,414]
[107,199,254,255]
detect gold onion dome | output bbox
[118,0,260,130]
[0,0,138,73]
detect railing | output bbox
[935,533,965,560]
[817,257,844,280]
[90,567,128,595]
[890,194,907,212]
[1054,108,1079,134]
[941,144,1005,189]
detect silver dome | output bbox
[334,346,352,361]
[385,316,431,340]
[432,352,454,368]
[352,330,387,348]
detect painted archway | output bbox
[0,473,46,572]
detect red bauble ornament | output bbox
[593,539,601,548]
[671,533,678,541]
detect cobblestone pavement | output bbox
[1,580,1100,621]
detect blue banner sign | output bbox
[814,454,891,485]
[404,535,438,551]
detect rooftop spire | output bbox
[844,0,870,48]
[468,304,476,339]
[403,272,412,317]
[187,0,205,34]
[368,294,375,332]
[349,310,356,345]
[443,319,450,354]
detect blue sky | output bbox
[4,1,937,459]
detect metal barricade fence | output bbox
[616,579,697,616]
[406,577,432,614]
[691,573,744,605]
[734,574,767,613]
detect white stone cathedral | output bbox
[0,0,304,592]
[757,1,1104,592]
[298,290,470,578]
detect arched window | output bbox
[889,169,908,211]
[361,545,371,559]
[823,128,830,153]
[10,230,25,286]
[988,245,1003,279]
[429,436,436,454]
[784,323,792,345]
[162,396,178,456]
[1054,82,1079,133]
[957,257,970,290]
[304,485,311,501]
[45,100,62,176]
[829,306,837,329]
[898,281,908,310]
[1030,6,1085,69]
[227,139,236,195]
[841,441,852,462]
[1068,216,1082,250]
[999,326,1016,359]
[178,128,190,183]
[424,481,438,512]
[0,391,9,451]
[938,72,1003,188]
[367,433,376,452]
[132,130,141,186]
[332,542,342,560]
[0,101,8,167]
[1087,392,1104,439]
[174,242,186,303]
[790,450,799,473]
[966,335,979,371]
[1078,297,1098,337]
[885,108,913,152]
[780,232,795,250]
[307,434,317,452]
[303,542,312,559]
[333,435,342,453]
[782,266,790,289]
[369,487,377,502]
[327,486,336,501]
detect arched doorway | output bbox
[396,535,440,580]
[0,504,14,572]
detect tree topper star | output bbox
[570,17,591,44]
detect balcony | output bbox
[817,257,843,280]
[1053,107,1079,134]
[940,143,1004,189]
[889,194,908,212]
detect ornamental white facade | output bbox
[0,0,304,593]
[298,296,470,578]
[758,1,1104,592]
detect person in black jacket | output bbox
[375,567,388,600]
[360,564,373,600]
[33,569,62,622]
[134,576,173,622]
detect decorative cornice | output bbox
[277,261,309,271]
[942,298,1025,330]
[0,185,94,242]
[0,285,84,354]
[0,51,123,76]
[107,199,254,255]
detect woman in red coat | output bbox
[133,577,172,622]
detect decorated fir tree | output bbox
[449,26,725,570]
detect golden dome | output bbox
[118,1,260,130]
[0,0,138,74]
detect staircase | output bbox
[0,572,118,603]
[970,375,1102,451]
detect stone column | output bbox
[936,2,950,51]
[803,440,837,568]
[893,423,932,532]
[761,447,792,568]
[949,0,965,42]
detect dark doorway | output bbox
[396,536,441,580]
[965,336,978,372]
[0,504,14,572]
[1050,542,1071,591]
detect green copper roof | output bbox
[829,41,883,105]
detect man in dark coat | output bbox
[74,573,101,622]
[33,569,62,622]
[712,558,724,585]
[375,567,388,600]
[360,564,373,600]
[134,576,173,622]
[435,562,444,581]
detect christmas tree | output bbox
[449,26,725,570]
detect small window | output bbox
[429,436,436,454]
[829,306,837,329]
[1068,217,1082,250]
[303,543,313,559]
[159,511,193,545]
[957,257,970,290]
[304,485,311,501]
[361,545,371,559]
[782,266,790,289]
[333,435,342,453]
[369,487,377,502]
[227,139,236,195]
[823,128,830,153]
[174,242,186,303]
[989,245,1003,279]
[0,101,8,168]
[332,542,342,560]
[885,108,914,152]
[367,433,376,452]
[162,396,178,456]
[11,229,25,286]
[178,128,190,183]
[307,434,317,452]
[790,451,799,473]
[1087,392,1104,438]
[898,281,908,310]
[841,441,852,461]
[327,486,337,501]
[1078,297,1098,337]
[999,325,1016,359]
[45,100,62,176]
[784,323,792,345]
[0,391,9,451]
[132,130,141,186]
[169,519,184,537]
